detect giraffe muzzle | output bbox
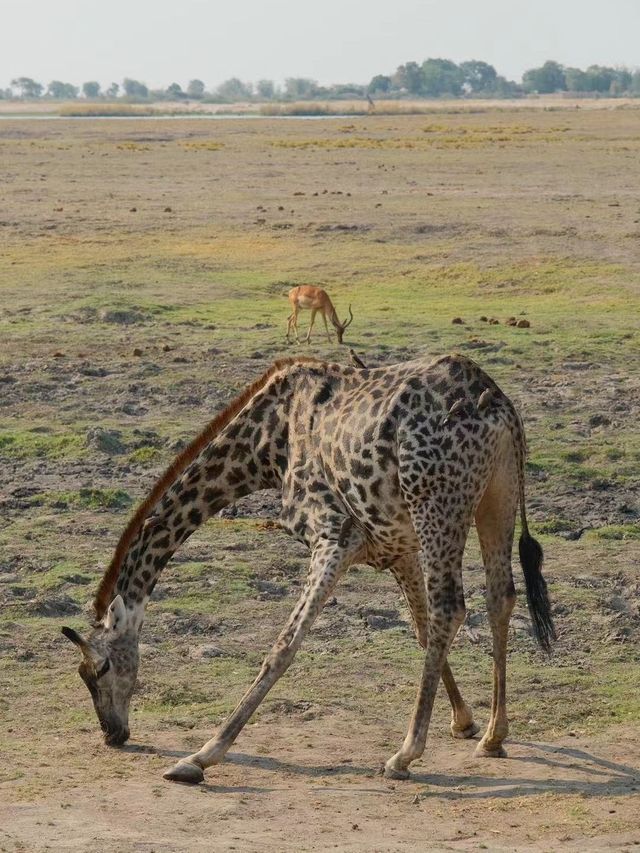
[104,724,130,747]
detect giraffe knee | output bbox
[262,639,294,675]
[451,605,466,637]
[427,605,465,646]
[487,591,516,621]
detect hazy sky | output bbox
[2,0,639,90]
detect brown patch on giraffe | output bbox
[93,356,323,620]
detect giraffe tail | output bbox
[514,415,556,653]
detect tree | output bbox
[47,80,78,99]
[490,75,521,98]
[215,77,253,101]
[460,60,497,93]
[166,82,185,99]
[392,61,423,94]
[10,77,43,98]
[187,79,205,98]
[583,65,616,93]
[564,67,588,92]
[284,77,317,99]
[256,79,275,99]
[421,58,464,96]
[122,78,149,98]
[82,81,101,98]
[106,82,120,98]
[522,61,566,94]
[368,74,392,95]
[612,68,632,93]
[328,83,365,98]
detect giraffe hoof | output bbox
[383,762,411,781]
[451,721,480,740]
[474,743,507,759]
[163,759,205,784]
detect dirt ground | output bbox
[3,719,640,852]
[1,105,639,851]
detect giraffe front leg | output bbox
[163,532,362,784]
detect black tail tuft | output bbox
[519,533,556,653]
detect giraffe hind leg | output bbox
[389,554,478,741]
[384,498,471,779]
[474,440,518,759]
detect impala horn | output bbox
[342,305,354,330]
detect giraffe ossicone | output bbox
[62,353,555,784]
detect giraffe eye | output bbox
[96,658,111,679]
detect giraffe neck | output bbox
[114,380,290,626]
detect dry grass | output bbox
[58,102,163,117]
[1,105,640,851]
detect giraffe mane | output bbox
[93,356,324,620]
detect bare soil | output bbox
[1,105,639,851]
[3,720,640,852]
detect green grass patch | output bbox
[181,141,225,151]
[536,517,581,535]
[159,561,256,612]
[28,488,133,511]
[0,428,84,460]
[128,446,162,465]
[588,524,640,541]
[26,560,94,592]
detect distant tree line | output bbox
[3,59,640,102]
[369,59,640,97]
[521,60,637,95]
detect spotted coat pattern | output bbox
[68,353,539,783]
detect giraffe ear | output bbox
[62,626,90,653]
[104,595,128,635]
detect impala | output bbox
[286,285,353,344]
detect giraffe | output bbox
[62,353,555,785]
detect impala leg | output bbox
[291,306,301,343]
[164,531,363,784]
[321,312,331,342]
[389,554,477,740]
[304,309,318,343]
[286,312,295,343]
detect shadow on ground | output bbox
[132,739,640,800]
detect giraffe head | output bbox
[62,595,139,746]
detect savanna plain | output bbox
[1,105,640,851]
